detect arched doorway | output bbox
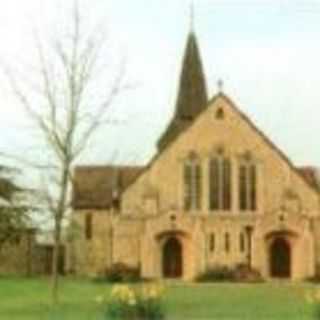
[162,237,182,278]
[270,237,291,278]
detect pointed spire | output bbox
[175,31,208,119]
[157,27,208,150]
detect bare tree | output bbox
[3,2,126,304]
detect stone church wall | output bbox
[68,211,143,276]
[68,210,113,276]
[70,96,320,281]
[122,96,319,220]
[311,217,320,277]
[0,231,36,275]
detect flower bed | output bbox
[102,282,166,320]
[306,288,320,319]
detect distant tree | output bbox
[0,165,32,251]
[0,166,20,201]
[3,2,127,304]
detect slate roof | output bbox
[72,165,144,209]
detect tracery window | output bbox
[239,157,257,211]
[209,155,231,211]
[183,153,202,211]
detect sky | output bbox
[1,0,320,181]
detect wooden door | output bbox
[162,237,182,278]
[270,238,291,278]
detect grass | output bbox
[0,277,318,319]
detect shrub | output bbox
[306,276,320,284]
[232,264,263,283]
[196,265,234,282]
[196,264,263,283]
[306,271,320,284]
[94,263,141,283]
[103,283,166,320]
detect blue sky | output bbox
[0,0,320,174]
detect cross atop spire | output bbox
[190,1,195,32]
[217,79,224,93]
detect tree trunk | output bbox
[51,166,69,305]
[52,219,61,304]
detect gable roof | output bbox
[210,94,320,194]
[124,93,320,196]
[72,165,144,209]
[215,94,320,194]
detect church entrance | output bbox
[162,237,183,278]
[270,237,291,278]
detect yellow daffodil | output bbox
[306,291,315,304]
[107,283,165,319]
[141,282,165,300]
[111,284,137,304]
[315,289,320,302]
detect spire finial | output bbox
[190,1,195,32]
[217,79,224,93]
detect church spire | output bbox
[157,24,208,150]
[175,30,208,119]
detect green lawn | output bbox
[0,277,318,319]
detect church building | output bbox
[70,28,320,281]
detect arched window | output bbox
[209,233,215,252]
[239,159,257,211]
[225,232,230,253]
[223,159,232,210]
[240,232,245,252]
[209,155,232,211]
[215,108,225,120]
[85,213,93,240]
[183,154,202,211]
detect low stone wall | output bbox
[0,232,35,275]
[0,233,66,276]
